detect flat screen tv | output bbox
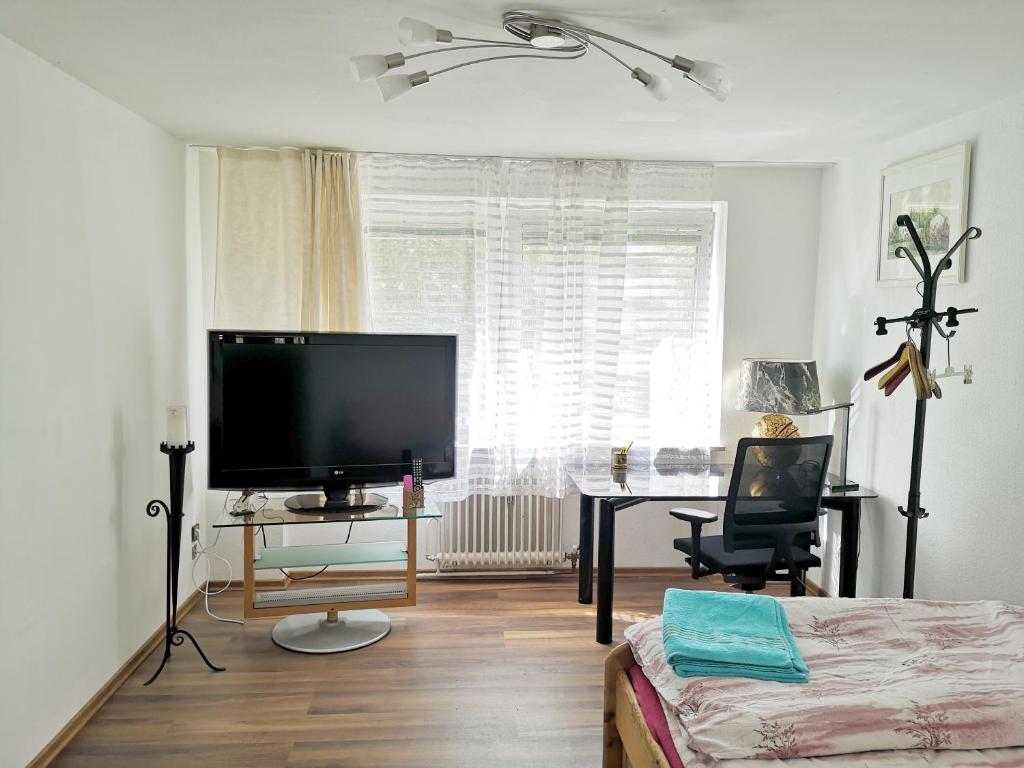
[208,331,456,510]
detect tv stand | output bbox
[212,497,439,654]
[284,489,388,512]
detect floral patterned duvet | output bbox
[625,597,1024,767]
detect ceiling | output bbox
[2,0,1023,162]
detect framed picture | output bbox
[877,142,971,285]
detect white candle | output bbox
[166,406,188,447]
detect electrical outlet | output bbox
[192,542,200,560]
[191,524,200,543]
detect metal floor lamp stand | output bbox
[873,215,980,599]
[144,442,224,685]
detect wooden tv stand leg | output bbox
[406,514,417,604]
[243,522,256,619]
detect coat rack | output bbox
[872,214,980,599]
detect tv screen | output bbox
[208,331,456,500]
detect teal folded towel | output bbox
[662,588,809,684]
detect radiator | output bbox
[431,495,565,570]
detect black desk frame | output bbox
[577,490,870,644]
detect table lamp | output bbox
[737,358,858,492]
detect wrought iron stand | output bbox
[144,441,224,685]
[873,215,980,599]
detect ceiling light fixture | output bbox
[350,10,730,103]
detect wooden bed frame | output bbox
[603,643,673,768]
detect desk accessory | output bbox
[865,214,981,598]
[144,437,224,685]
[611,441,633,470]
[737,359,857,492]
[403,463,425,511]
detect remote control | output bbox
[412,459,423,492]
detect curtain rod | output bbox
[187,144,832,169]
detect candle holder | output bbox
[143,441,224,685]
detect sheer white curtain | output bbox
[358,154,721,500]
[215,148,368,331]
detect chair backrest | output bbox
[723,436,833,554]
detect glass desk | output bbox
[215,496,439,654]
[566,463,878,644]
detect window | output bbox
[359,154,723,496]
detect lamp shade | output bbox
[350,55,390,82]
[399,16,446,46]
[643,72,672,101]
[376,70,428,102]
[687,59,731,102]
[377,73,413,101]
[737,359,821,414]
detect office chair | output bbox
[670,436,833,596]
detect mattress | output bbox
[626,597,1024,768]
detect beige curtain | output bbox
[214,148,368,331]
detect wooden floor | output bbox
[53,573,787,768]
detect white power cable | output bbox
[192,543,244,625]
[187,492,248,625]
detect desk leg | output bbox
[596,499,615,644]
[578,494,594,604]
[837,499,861,598]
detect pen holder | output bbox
[403,488,424,512]
[611,449,629,470]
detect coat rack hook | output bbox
[894,245,927,281]
[931,226,983,285]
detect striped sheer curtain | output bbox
[358,154,720,499]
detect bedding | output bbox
[625,597,1024,767]
[629,664,685,768]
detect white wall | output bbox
[0,34,188,767]
[812,92,1024,603]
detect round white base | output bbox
[271,609,391,654]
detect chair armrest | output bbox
[669,508,717,581]
[669,508,719,525]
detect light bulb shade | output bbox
[350,54,394,82]
[644,72,672,101]
[694,75,731,102]
[377,74,412,101]
[687,59,730,101]
[376,70,429,102]
[686,59,725,88]
[398,16,451,46]
[631,67,671,102]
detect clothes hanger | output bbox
[863,342,907,382]
[907,338,931,400]
[878,339,911,392]
[883,361,911,396]
[899,326,931,400]
[876,329,931,399]
[928,334,972,392]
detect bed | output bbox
[603,597,1024,768]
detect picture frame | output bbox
[877,142,971,285]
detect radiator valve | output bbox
[565,545,580,571]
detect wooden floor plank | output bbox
[51,572,786,768]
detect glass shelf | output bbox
[254,541,408,571]
[253,581,408,611]
[212,500,440,528]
